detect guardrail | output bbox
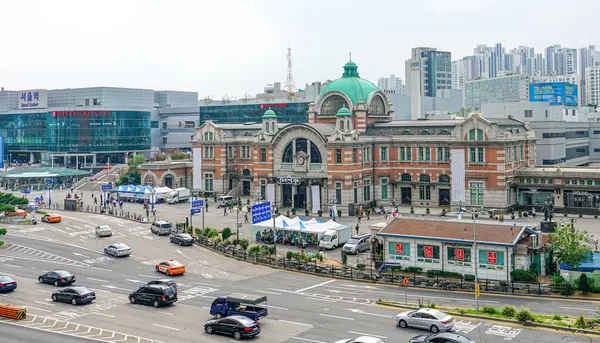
[194,238,565,297]
[40,203,148,223]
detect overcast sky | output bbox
[1,0,598,99]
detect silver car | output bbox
[104,243,132,257]
[396,308,455,333]
[334,337,387,343]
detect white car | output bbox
[396,308,455,333]
[95,225,113,237]
[334,337,387,343]
[103,243,131,257]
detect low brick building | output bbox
[139,159,193,189]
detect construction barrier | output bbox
[0,305,27,320]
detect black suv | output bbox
[129,284,177,308]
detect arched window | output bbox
[347,119,351,130]
[438,174,450,183]
[421,129,432,135]
[282,142,293,162]
[310,142,322,163]
[439,129,452,135]
[204,132,214,141]
[282,138,323,164]
[264,122,269,132]
[321,95,349,114]
[271,122,275,132]
[419,174,431,182]
[468,128,484,141]
[368,96,385,114]
[400,173,412,182]
[402,129,412,135]
[340,120,345,131]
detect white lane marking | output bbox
[348,308,392,318]
[24,306,53,313]
[268,305,288,311]
[348,331,387,339]
[325,289,363,296]
[91,312,116,318]
[73,252,91,258]
[304,297,338,303]
[291,338,327,343]
[86,278,108,283]
[36,290,48,294]
[3,264,22,268]
[34,301,54,307]
[340,284,378,290]
[152,323,180,331]
[559,306,597,312]
[295,279,335,293]
[63,227,75,232]
[319,313,354,321]
[138,274,156,278]
[261,290,281,295]
[0,271,15,276]
[93,289,113,294]
[102,285,131,291]
[91,267,112,272]
[126,279,145,283]
[278,319,313,327]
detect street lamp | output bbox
[471,207,481,313]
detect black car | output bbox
[410,332,475,343]
[129,284,177,308]
[52,286,96,305]
[170,233,194,246]
[146,278,178,291]
[39,270,76,286]
[205,315,260,340]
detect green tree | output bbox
[0,204,16,213]
[578,273,592,294]
[0,227,7,246]
[221,227,232,241]
[549,224,594,269]
[128,153,146,167]
[116,154,146,186]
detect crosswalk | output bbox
[1,243,89,267]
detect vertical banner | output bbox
[311,185,321,214]
[267,183,275,204]
[192,147,202,190]
[451,149,466,203]
[0,136,4,168]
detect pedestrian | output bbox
[146,208,150,218]
[367,209,370,220]
[224,206,228,216]
[355,223,360,235]
[91,191,94,199]
[70,187,73,194]
[152,208,156,216]
[94,197,97,205]
[244,212,249,223]
[205,200,209,212]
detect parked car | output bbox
[409,332,475,343]
[155,260,185,276]
[52,286,96,305]
[334,336,387,343]
[146,278,178,291]
[0,275,17,293]
[95,225,113,237]
[396,308,455,333]
[342,232,371,254]
[38,270,75,286]
[41,214,62,223]
[170,233,193,246]
[129,284,177,308]
[216,196,235,208]
[204,315,260,340]
[151,221,172,236]
[104,243,132,257]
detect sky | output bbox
[1,0,599,99]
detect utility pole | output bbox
[472,207,480,313]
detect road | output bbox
[0,210,596,343]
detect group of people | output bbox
[255,228,318,248]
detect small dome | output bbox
[336,107,352,117]
[318,60,380,105]
[262,109,277,118]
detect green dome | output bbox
[262,109,277,118]
[318,60,380,105]
[336,107,352,117]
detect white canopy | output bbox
[153,186,172,196]
[254,215,348,234]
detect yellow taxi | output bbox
[41,214,62,223]
[155,260,185,276]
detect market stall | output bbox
[252,215,349,248]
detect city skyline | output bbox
[1,0,600,99]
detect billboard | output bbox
[192,147,202,190]
[0,136,4,168]
[18,89,48,109]
[530,82,578,106]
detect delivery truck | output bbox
[167,188,191,204]
[318,226,351,250]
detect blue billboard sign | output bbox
[530,82,578,106]
[0,136,4,168]
[251,202,272,224]
[101,184,113,191]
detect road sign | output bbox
[101,184,112,191]
[21,189,31,194]
[191,208,201,215]
[34,197,41,202]
[251,201,272,224]
[192,199,204,208]
[401,276,410,285]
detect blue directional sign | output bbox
[34,197,41,202]
[251,201,272,224]
[21,188,31,194]
[191,208,202,215]
[192,199,204,208]
[101,184,112,191]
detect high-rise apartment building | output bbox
[545,45,577,75]
[579,45,599,102]
[464,75,531,110]
[405,47,452,97]
[377,74,406,94]
[585,66,600,105]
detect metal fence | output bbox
[39,203,148,223]
[195,238,565,296]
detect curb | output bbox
[376,300,600,336]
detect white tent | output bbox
[153,186,172,197]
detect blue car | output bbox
[0,275,17,293]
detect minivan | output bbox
[343,232,371,254]
[217,196,234,208]
[129,284,177,308]
[151,221,172,236]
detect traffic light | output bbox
[475,283,481,297]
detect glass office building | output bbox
[200,101,309,124]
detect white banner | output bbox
[311,185,321,214]
[451,149,466,203]
[267,184,275,204]
[193,148,202,190]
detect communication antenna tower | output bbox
[284,42,297,93]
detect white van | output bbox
[95,225,113,237]
[217,196,235,208]
[151,221,172,236]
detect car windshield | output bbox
[347,239,359,245]
[56,271,72,277]
[169,261,183,266]
[322,235,332,242]
[0,276,13,282]
[72,287,91,294]
[432,311,450,319]
[99,225,110,230]
[116,244,129,249]
[180,234,192,239]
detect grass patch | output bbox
[35,210,48,215]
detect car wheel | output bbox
[113,251,118,257]
[129,296,136,304]
[233,331,242,340]
[52,294,57,302]
[205,325,213,334]
[153,300,159,308]
[155,266,159,272]
[54,280,59,287]
[332,245,336,250]
[430,325,439,333]
[71,298,77,306]
[38,277,43,283]
[166,270,170,276]
[215,312,222,319]
[179,241,183,246]
[104,249,108,254]
[399,320,408,328]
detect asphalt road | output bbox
[0,210,597,343]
